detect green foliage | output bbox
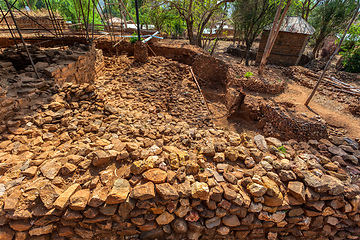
[341,23,360,52]
[288,0,323,21]
[232,0,277,65]
[310,0,358,55]
[342,48,360,73]
[130,32,140,43]
[145,4,185,37]
[244,71,254,78]
[278,146,287,154]
[147,0,230,47]
[340,22,360,73]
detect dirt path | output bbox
[271,81,360,138]
[211,40,360,139]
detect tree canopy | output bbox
[145,0,234,47]
[2,0,360,71]
[310,0,359,56]
[232,0,277,65]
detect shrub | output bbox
[130,32,139,43]
[244,71,253,78]
[278,146,287,154]
[342,48,360,73]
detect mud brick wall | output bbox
[256,31,310,66]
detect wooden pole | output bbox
[92,0,95,41]
[135,0,141,41]
[189,67,212,115]
[78,0,89,41]
[119,0,136,25]
[4,0,39,79]
[258,0,291,75]
[269,0,291,50]
[0,5,18,47]
[258,0,283,74]
[305,2,360,106]
[25,0,31,10]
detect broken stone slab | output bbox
[222,215,240,227]
[321,175,344,196]
[156,211,175,225]
[53,183,81,210]
[303,171,328,193]
[105,178,131,204]
[69,189,90,210]
[142,168,167,183]
[265,137,282,147]
[28,224,54,236]
[328,146,348,157]
[4,189,21,211]
[44,66,61,77]
[90,150,111,167]
[155,183,179,200]
[39,183,63,209]
[247,182,267,197]
[34,62,50,71]
[88,184,108,207]
[191,181,209,200]
[130,181,155,200]
[254,135,269,152]
[288,181,306,203]
[205,216,221,228]
[40,160,62,180]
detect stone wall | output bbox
[259,100,328,141]
[48,44,104,85]
[0,87,359,240]
[0,43,104,126]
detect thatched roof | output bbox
[265,16,315,35]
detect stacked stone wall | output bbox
[0,43,104,126]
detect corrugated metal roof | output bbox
[265,16,315,35]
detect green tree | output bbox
[342,22,360,51]
[310,0,358,57]
[341,22,360,73]
[232,0,277,65]
[287,0,322,21]
[146,0,234,47]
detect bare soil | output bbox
[208,40,360,140]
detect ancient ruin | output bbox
[0,1,360,240]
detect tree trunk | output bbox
[313,36,323,57]
[188,30,202,47]
[195,34,202,48]
[233,28,237,44]
[187,22,196,45]
[305,2,360,106]
[245,44,251,66]
[258,0,291,75]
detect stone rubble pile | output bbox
[99,56,211,128]
[0,56,359,240]
[0,43,103,127]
